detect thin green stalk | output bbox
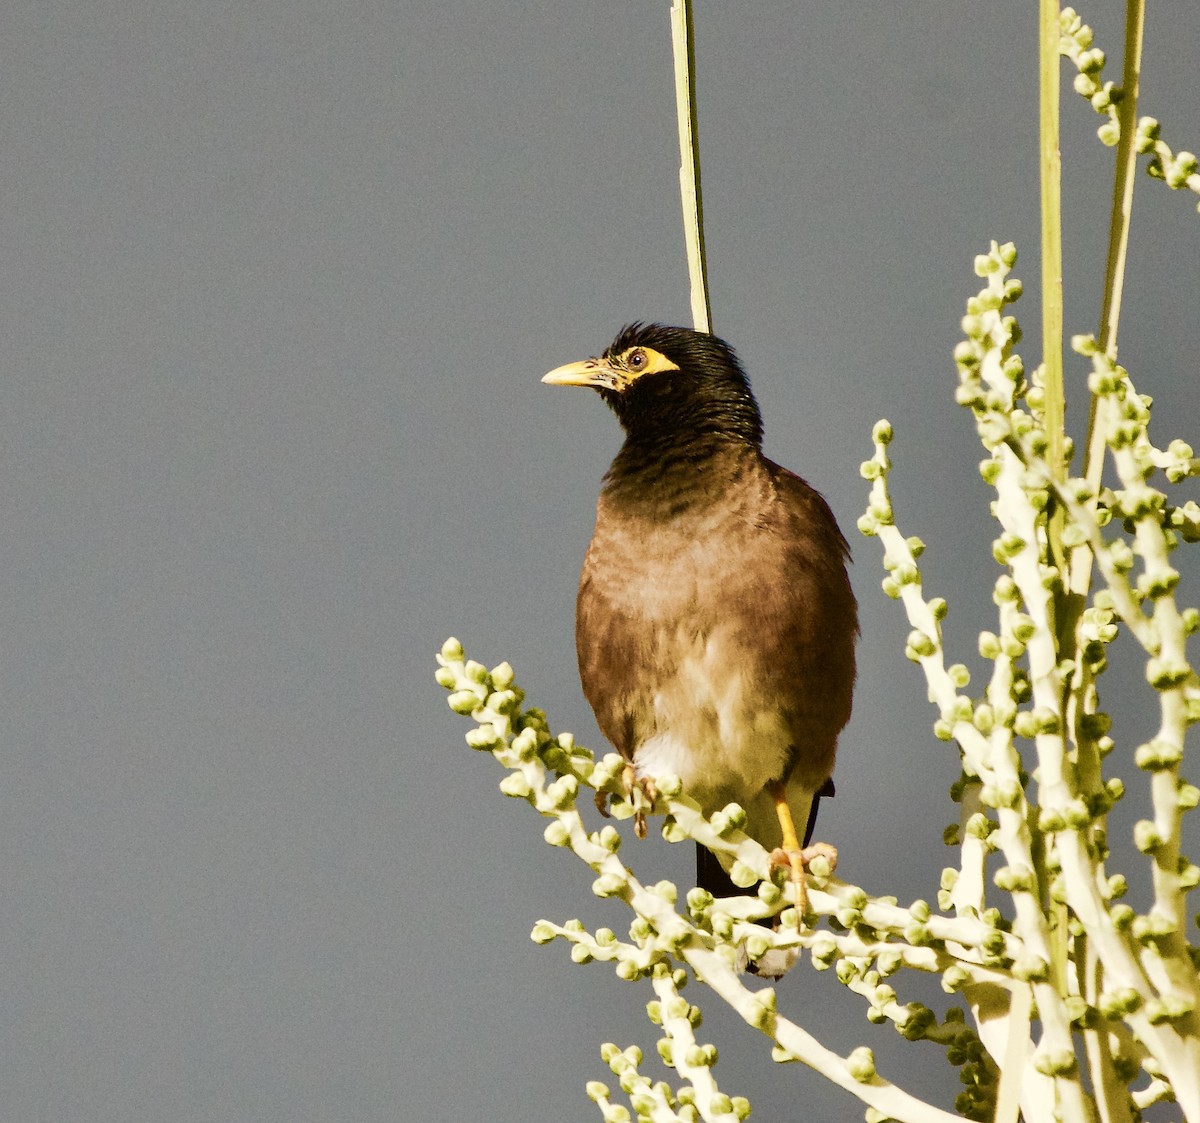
[1039,0,1066,495]
[1038,0,1073,1006]
[1071,0,1145,588]
[1063,0,1144,742]
[670,0,710,334]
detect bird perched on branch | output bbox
[542,323,857,966]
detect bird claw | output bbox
[594,764,658,839]
[628,768,659,839]
[769,842,838,926]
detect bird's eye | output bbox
[627,349,647,370]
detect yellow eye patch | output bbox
[542,346,679,391]
[616,347,680,380]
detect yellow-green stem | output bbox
[1039,0,1066,496]
[1078,0,1145,509]
[670,0,710,334]
[1064,0,1144,670]
[1039,0,1072,1002]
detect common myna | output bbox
[543,323,857,956]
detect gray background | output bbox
[6,2,1198,1120]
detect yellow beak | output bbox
[541,359,610,387]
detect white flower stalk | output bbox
[438,638,1005,1123]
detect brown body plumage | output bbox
[544,323,857,914]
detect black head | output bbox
[541,323,763,448]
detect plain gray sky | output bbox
[5,2,1198,1120]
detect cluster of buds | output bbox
[861,240,1200,1119]
[1059,7,1200,209]
[437,240,1197,1119]
[438,636,1034,1123]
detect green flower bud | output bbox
[463,659,489,684]
[954,346,981,375]
[807,853,833,881]
[965,813,995,839]
[661,818,688,844]
[466,724,501,750]
[905,630,937,660]
[835,959,860,984]
[1110,904,1135,930]
[710,909,734,940]
[1135,739,1184,771]
[660,996,687,1022]
[979,458,1002,486]
[1013,711,1040,739]
[904,922,932,946]
[1131,910,1177,944]
[946,664,971,689]
[650,880,677,904]
[755,881,781,910]
[499,772,533,800]
[593,872,628,897]
[1060,996,1092,1029]
[1146,995,1196,1024]
[876,949,903,977]
[511,726,540,761]
[545,775,579,809]
[1133,820,1165,853]
[746,988,776,1031]
[728,861,757,888]
[628,1093,656,1117]
[448,689,481,715]
[994,865,1036,893]
[846,1046,877,1083]
[978,631,1001,660]
[1033,1047,1077,1077]
[486,660,515,689]
[941,965,970,993]
[1013,955,1050,982]
[974,253,999,277]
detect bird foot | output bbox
[593,765,658,840]
[768,842,838,926]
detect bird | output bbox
[542,323,857,969]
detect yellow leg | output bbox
[767,781,807,923]
[772,782,802,852]
[766,781,838,926]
